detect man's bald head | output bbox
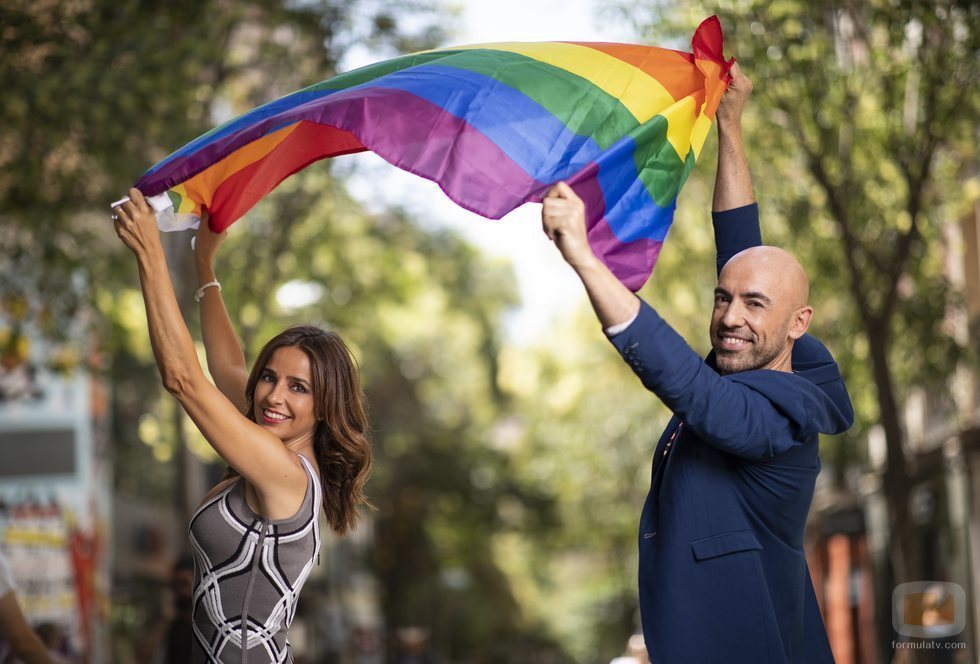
[710,246,813,375]
[724,246,810,309]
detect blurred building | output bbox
[0,356,112,660]
[807,194,980,662]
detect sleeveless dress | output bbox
[188,455,321,663]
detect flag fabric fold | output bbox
[136,16,732,290]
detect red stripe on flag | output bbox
[208,121,365,231]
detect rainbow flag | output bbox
[136,16,731,290]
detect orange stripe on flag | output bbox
[580,44,703,103]
[180,123,302,212]
[207,121,364,229]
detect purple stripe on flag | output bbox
[532,160,661,290]
[320,87,547,218]
[589,221,662,290]
[139,87,547,219]
[576,170,661,291]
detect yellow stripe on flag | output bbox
[659,95,697,160]
[439,42,701,160]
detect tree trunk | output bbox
[867,319,918,587]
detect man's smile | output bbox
[716,333,753,352]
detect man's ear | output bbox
[789,306,813,340]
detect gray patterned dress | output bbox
[188,454,321,662]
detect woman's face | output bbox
[252,346,317,443]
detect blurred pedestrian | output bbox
[395,627,433,664]
[0,548,56,664]
[111,191,372,662]
[134,556,194,663]
[609,633,647,664]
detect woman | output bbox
[112,189,371,662]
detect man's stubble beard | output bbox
[713,328,789,375]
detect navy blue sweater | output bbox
[611,204,852,663]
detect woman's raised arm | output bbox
[112,189,306,514]
[194,215,249,413]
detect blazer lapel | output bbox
[643,417,683,538]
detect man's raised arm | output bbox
[714,62,755,214]
[711,65,854,424]
[712,62,762,274]
[540,181,641,331]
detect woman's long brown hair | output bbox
[244,325,371,535]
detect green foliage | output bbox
[0,0,450,351]
[616,0,978,469]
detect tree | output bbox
[0,0,450,356]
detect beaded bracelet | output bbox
[194,280,221,302]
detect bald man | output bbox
[541,65,851,663]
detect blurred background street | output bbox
[0,1,977,662]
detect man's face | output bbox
[710,252,804,375]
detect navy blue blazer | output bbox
[611,204,853,663]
